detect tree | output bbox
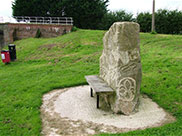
[61,0,109,29]
[98,10,134,30]
[12,0,109,29]
[136,12,152,32]
[12,0,64,17]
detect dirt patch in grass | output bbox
[39,44,57,51]
[81,41,98,46]
[38,43,70,51]
[74,52,100,63]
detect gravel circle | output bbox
[41,85,175,136]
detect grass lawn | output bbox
[0,29,182,136]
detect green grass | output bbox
[0,29,182,136]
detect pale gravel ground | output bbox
[41,85,175,136]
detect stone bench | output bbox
[85,75,114,108]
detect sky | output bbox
[1,0,182,17]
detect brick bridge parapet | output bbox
[0,23,73,50]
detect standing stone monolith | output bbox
[99,22,142,115]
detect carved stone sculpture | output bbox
[99,22,142,115]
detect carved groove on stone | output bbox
[119,62,137,72]
[117,77,136,102]
[129,49,140,61]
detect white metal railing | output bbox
[0,16,73,25]
[14,16,73,25]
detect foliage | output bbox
[155,9,182,34]
[12,0,64,17]
[136,9,182,34]
[98,10,134,30]
[61,0,109,29]
[71,26,79,32]
[136,12,152,32]
[0,30,182,135]
[150,31,157,35]
[12,0,109,29]
[35,29,41,38]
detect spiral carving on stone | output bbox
[117,77,136,102]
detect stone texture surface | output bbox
[100,22,142,115]
[41,86,175,136]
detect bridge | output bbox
[0,16,73,50]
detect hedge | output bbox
[136,9,182,34]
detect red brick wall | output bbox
[4,23,73,44]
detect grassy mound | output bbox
[0,29,182,135]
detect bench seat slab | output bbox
[85,75,114,93]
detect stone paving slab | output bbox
[41,85,175,136]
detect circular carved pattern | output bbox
[117,77,136,102]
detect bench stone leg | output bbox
[90,87,93,97]
[97,94,99,108]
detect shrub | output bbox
[98,10,134,30]
[35,28,41,38]
[136,9,182,34]
[71,26,78,32]
[150,31,157,34]
[136,12,152,32]
[155,9,182,34]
